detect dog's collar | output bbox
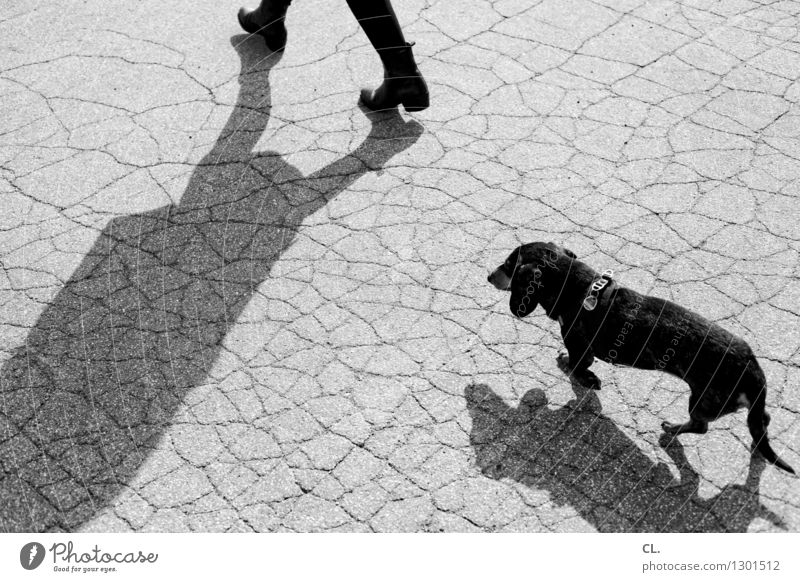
[582,269,614,311]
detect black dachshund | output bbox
[489,242,794,474]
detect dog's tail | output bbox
[748,389,795,474]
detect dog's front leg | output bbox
[557,328,601,390]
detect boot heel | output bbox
[238,3,290,52]
[402,88,428,112]
[361,42,429,113]
[399,78,429,112]
[401,97,428,113]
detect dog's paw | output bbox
[557,352,601,389]
[580,370,601,390]
[661,421,679,434]
[661,419,707,435]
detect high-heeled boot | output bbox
[346,0,429,112]
[238,1,291,52]
[360,42,429,112]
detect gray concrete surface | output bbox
[1,0,799,532]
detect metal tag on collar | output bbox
[583,269,613,311]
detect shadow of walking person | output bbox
[0,34,423,532]
[465,382,785,532]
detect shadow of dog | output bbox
[465,381,785,532]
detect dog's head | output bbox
[488,242,578,318]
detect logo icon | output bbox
[20,542,46,570]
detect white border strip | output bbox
[1,533,798,581]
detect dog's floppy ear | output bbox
[546,241,577,260]
[509,264,541,318]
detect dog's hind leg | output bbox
[746,384,795,474]
[661,416,708,435]
[661,391,709,435]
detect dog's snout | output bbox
[488,267,511,291]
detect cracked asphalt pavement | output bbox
[2,0,799,533]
